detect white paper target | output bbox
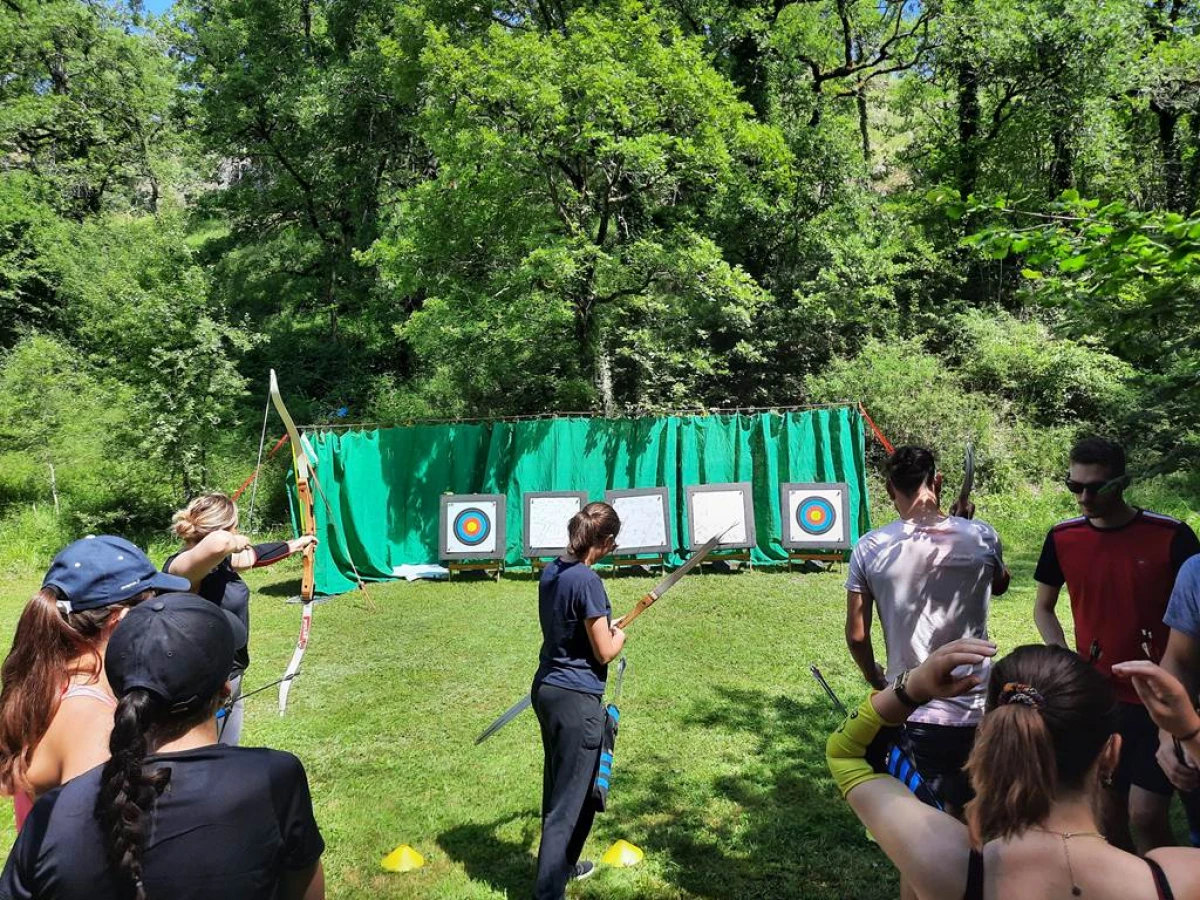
[524,492,587,557]
[686,483,755,549]
[440,495,505,558]
[605,489,670,554]
[781,483,850,550]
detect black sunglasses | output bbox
[1064,475,1126,495]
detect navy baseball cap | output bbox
[106,593,248,713]
[43,536,190,613]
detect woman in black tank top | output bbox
[826,642,1200,899]
[165,493,316,745]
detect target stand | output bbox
[439,493,507,581]
[786,549,848,572]
[605,554,666,577]
[701,549,753,572]
[447,559,504,581]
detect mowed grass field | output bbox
[0,520,1068,900]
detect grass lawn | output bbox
[0,529,1056,900]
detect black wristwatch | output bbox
[893,668,924,709]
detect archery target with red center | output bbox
[453,508,491,546]
[797,497,836,535]
[441,495,505,558]
[781,483,850,549]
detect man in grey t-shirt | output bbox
[845,446,1009,820]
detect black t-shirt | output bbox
[0,745,323,900]
[164,552,251,673]
[533,557,611,695]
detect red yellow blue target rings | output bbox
[797,496,836,536]
[453,508,491,546]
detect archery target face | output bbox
[686,483,756,549]
[524,492,588,557]
[441,495,506,558]
[781,483,850,549]
[453,507,492,546]
[605,489,670,554]
[797,496,836,535]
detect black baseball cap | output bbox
[43,536,190,613]
[106,593,248,713]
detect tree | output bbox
[0,0,177,217]
[369,1,792,414]
[176,0,426,390]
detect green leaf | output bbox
[1059,255,1090,273]
[1020,268,1044,280]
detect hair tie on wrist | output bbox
[1177,723,1200,743]
[999,682,1045,709]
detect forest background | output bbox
[1,0,1199,559]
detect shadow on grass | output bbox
[438,811,539,898]
[255,580,301,598]
[583,686,897,900]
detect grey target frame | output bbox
[439,493,507,560]
[684,482,757,550]
[603,487,672,555]
[523,491,589,558]
[780,482,851,550]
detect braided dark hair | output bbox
[96,690,218,898]
[96,691,169,900]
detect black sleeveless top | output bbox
[964,849,1174,900]
[163,552,251,673]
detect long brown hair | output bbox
[965,644,1119,845]
[567,502,621,559]
[0,587,150,795]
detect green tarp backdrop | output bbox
[301,405,871,595]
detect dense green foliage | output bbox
[1,0,1197,541]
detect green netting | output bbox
[300,406,871,595]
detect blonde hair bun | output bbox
[171,493,238,541]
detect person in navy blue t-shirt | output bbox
[531,502,625,900]
[0,594,324,900]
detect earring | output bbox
[1100,772,1114,788]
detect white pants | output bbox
[218,673,245,746]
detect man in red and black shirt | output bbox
[1035,437,1200,852]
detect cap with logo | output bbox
[106,593,248,713]
[42,536,191,613]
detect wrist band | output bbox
[826,694,904,799]
[893,669,923,709]
[251,541,291,568]
[1177,723,1200,743]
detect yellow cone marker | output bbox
[381,844,425,872]
[601,839,644,867]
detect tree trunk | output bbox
[1153,101,1185,211]
[596,339,615,416]
[1185,114,1200,214]
[956,60,980,197]
[729,33,769,119]
[855,36,870,163]
[1049,126,1074,196]
[48,462,59,517]
[857,89,871,163]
